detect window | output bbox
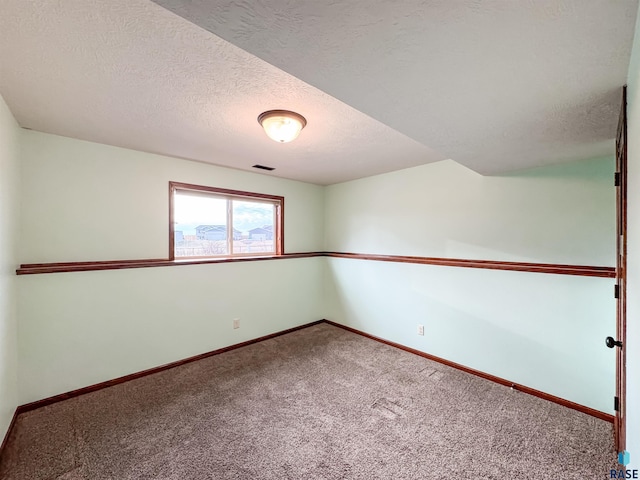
[169,182,283,259]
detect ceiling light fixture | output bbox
[257,110,307,143]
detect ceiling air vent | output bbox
[252,164,275,171]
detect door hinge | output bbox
[615,284,620,299]
[615,396,620,412]
[615,172,621,186]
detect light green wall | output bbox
[15,129,617,415]
[18,258,323,404]
[17,131,325,403]
[20,130,324,263]
[626,4,640,468]
[324,158,616,413]
[325,158,615,265]
[0,94,20,440]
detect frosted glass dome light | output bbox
[258,110,307,143]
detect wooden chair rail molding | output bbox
[324,252,616,278]
[16,253,320,275]
[16,251,615,277]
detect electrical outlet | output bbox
[233,318,240,329]
[417,324,424,336]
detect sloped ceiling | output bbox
[0,0,443,185]
[1,1,638,184]
[153,0,639,175]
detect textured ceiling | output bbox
[154,0,638,175]
[0,1,638,184]
[0,0,442,185]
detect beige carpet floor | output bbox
[0,322,616,479]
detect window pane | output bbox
[232,200,275,254]
[170,182,283,259]
[174,193,228,257]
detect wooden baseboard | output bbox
[323,320,614,423]
[0,408,19,461]
[10,318,613,429]
[17,320,324,414]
